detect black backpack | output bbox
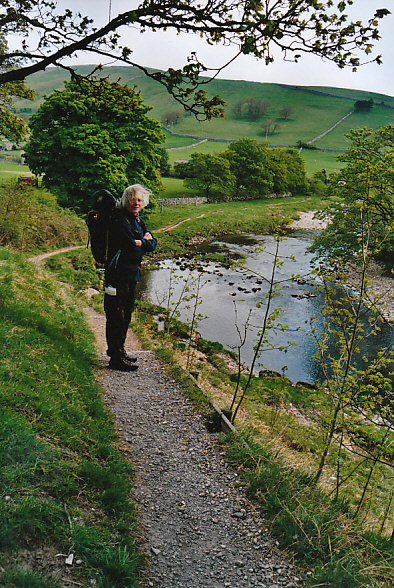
[86,190,118,267]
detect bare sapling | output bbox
[231,235,298,423]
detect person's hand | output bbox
[135,239,142,247]
[143,232,153,240]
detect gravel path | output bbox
[85,308,303,588]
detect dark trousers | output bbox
[104,281,137,359]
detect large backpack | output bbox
[86,189,118,267]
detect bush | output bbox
[0,181,86,251]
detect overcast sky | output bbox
[57,1,394,97]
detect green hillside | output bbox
[14,65,394,175]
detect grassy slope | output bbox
[14,65,394,176]
[0,248,140,587]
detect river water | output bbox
[139,232,393,384]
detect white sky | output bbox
[40,1,394,97]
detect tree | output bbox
[246,98,271,121]
[278,106,294,120]
[270,148,309,195]
[354,98,374,112]
[224,138,274,197]
[0,34,34,140]
[158,147,171,177]
[0,2,389,119]
[232,98,270,121]
[161,110,183,125]
[184,153,235,200]
[262,118,280,139]
[311,124,394,265]
[25,78,164,211]
[232,100,245,119]
[173,160,194,179]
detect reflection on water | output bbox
[139,232,393,384]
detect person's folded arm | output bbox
[141,232,157,252]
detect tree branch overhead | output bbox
[0,1,390,118]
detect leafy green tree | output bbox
[308,169,329,198]
[0,2,389,118]
[173,160,194,179]
[311,255,393,489]
[25,78,164,211]
[271,148,309,195]
[158,147,171,177]
[311,125,394,265]
[0,35,34,141]
[184,153,235,200]
[224,138,274,198]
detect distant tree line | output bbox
[173,138,309,201]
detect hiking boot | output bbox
[121,351,138,363]
[109,358,138,372]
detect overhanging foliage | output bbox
[0,1,390,119]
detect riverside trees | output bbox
[0,2,389,119]
[311,124,394,266]
[24,78,164,210]
[180,139,308,200]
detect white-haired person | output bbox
[104,184,157,371]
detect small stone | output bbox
[65,553,74,566]
[4,496,11,501]
[151,547,161,556]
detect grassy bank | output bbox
[0,248,140,587]
[147,194,325,257]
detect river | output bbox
[139,231,393,385]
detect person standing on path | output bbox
[104,184,157,371]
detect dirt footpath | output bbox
[85,307,303,588]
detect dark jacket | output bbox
[105,208,157,284]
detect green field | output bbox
[298,150,344,175]
[164,131,201,148]
[15,65,394,151]
[0,160,32,181]
[161,177,197,197]
[12,64,394,184]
